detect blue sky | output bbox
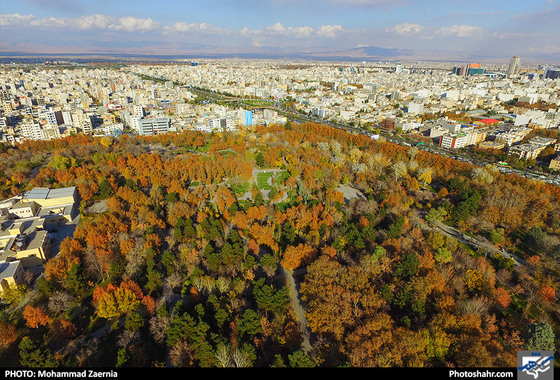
[1,0,559,62]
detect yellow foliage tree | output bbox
[93,284,140,319]
[465,269,484,292]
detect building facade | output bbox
[507,56,521,78]
[440,133,468,149]
[133,117,170,136]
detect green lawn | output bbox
[256,172,274,190]
[274,171,290,184]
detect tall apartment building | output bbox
[207,118,222,131]
[407,102,424,114]
[244,111,253,126]
[61,110,73,125]
[80,118,93,134]
[2,101,12,114]
[453,63,484,76]
[508,143,545,160]
[41,110,59,126]
[133,105,146,118]
[20,122,43,140]
[507,56,521,78]
[70,110,93,134]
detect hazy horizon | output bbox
[1,0,559,63]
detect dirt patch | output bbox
[87,199,108,213]
[336,184,366,203]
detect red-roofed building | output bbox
[479,118,500,125]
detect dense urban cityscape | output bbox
[2,58,560,181]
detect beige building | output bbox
[11,230,52,267]
[0,260,24,296]
[0,186,78,269]
[0,220,52,268]
[8,201,39,219]
[479,141,506,150]
[549,155,560,171]
[508,143,546,160]
[23,187,78,208]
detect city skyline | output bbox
[1,0,559,62]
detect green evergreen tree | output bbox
[256,151,266,168]
[523,322,556,351]
[65,263,85,295]
[288,350,315,368]
[19,337,58,368]
[238,308,262,338]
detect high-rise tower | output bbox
[507,56,520,78]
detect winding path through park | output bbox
[281,266,312,353]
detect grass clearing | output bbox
[257,172,274,190]
[274,170,290,184]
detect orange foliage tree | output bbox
[281,243,317,271]
[23,305,50,328]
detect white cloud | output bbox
[237,22,346,49]
[168,21,229,35]
[0,13,160,32]
[436,24,485,38]
[386,22,424,35]
[386,22,485,39]
[512,3,559,21]
[525,44,560,55]
[71,14,112,29]
[316,25,343,38]
[0,13,36,26]
[111,16,159,32]
[498,32,526,39]
[262,22,314,38]
[2,13,342,41]
[241,22,343,39]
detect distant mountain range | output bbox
[0,45,555,63]
[0,46,438,64]
[0,45,409,60]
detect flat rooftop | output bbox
[0,260,20,281]
[25,187,76,200]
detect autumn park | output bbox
[0,121,558,368]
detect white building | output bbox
[133,117,170,136]
[507,56,521,78]
[41,110,58,126]
[207,118,222,131]
[61,110,73,126]
[20,122,43,140]
[133,105,146,118]
[407,102,424,114]
[397,121,423,132]
[440,133,468,149]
